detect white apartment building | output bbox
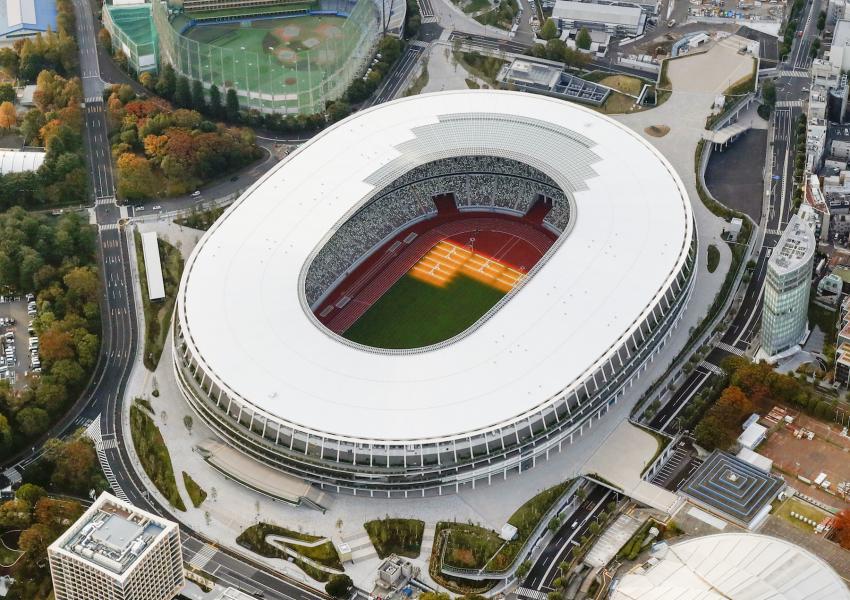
[760,214,816,359]
[551,0,646,36]
[48,493,184,600]
[831,19,850,71]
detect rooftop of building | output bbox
[0,0,56,39]
[49,492,175,578]
[552,0,643,25]
[834,18,850,49]
[611,533,850,599]
[829,123,850,142]
[769,214,816,276]
[679,451,785,528]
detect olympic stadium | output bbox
[173,90,698,497]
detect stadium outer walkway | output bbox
[115,46,751,591]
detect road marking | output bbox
[517,588,548,600]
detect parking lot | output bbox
[0,296,39,390]
[650,437,704,491]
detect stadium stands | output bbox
[305,156,570,306]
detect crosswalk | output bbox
[699,361,725,376]
[187,544,218,571]
[715,341,745,356]
[85,417,129,502]
[95,196,115,206]
[776,100,806,108]
[766,228,783,236]
[517,588,548,600]
[99,223,119,231]
[2,467,21,485]
[85,96,103,104]
[776,70,809,78]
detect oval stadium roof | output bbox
[178,90,693,443]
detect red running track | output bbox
[314,210,558,335]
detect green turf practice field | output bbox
[181,15,362,100]
[343,274,506,349]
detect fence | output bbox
[152,0,381,114]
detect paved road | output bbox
[367,44,426,106]
[520,486,613,594]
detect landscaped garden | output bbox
[364,518,425,558]
[182,472,207,508]
[237,523,342,582]
[134,232,184,370]
[130,402,186,511]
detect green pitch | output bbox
[343,274,506,350]
[181,15,362,101]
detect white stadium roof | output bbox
[612,533,850,599]
[178,90,693,443]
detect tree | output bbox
[694,415,731,451]
[516,560,532,579]
[0,83,14,103]
[184,414,193,434]
[97,28,112,53]
[576,28,592,50]
[191,79,206,112]
[34,497,83,529]
[540,18,558,41]
[51,438,97,493]
[324,574,353,598]
[762,78,777,110]
[17,522,54,561]
[0,101,16,130]
[116,152,157,199]
[138,71,155,90]
[0,498,31,529]
[835,510,850,549]
[174,75,191,108]
[209,84,222,118]
[225,88,240,122]
[16,406,50,438]
[156,63,177,99]
[0,413,11,454]
[16,483,47,507]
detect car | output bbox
[571,520,579,529]
[191,190,201,197]
[135,205,145,211]
[230,176,239,182]
[152,205,162,211]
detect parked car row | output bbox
[1,320,15,381]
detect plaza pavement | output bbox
[116,40,760,590]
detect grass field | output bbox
[343,273,505,349]
[182,15,361,98]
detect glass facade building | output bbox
[761,214,815,357]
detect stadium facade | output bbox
[174,91,697,497]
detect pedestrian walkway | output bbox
[187,543,217,571]
[84,417,129,502]
[420,525,435,560]
[699,361,724,376]
[776,100,806,108]
[715,341,745,356]
[776,70,809,78]
[517,587,548,600]
[340,530,379,562]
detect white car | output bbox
[152,205,162,211]
[191,190,201,197]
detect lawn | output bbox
[364,518,425,558]
[130,404,186,511]
[597,92,637,115]
[0,538,22,567]
[182,471,207,508]
[597,74,645,96]
[343,273,505,349]
[773,497,831,532]
[134,232,184,370]
[454,51,506,86]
